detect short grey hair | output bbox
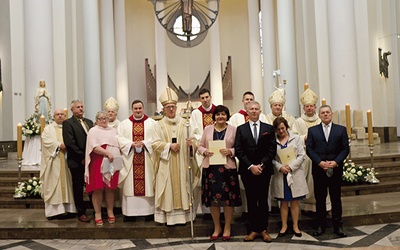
[245,101,260,111]
[70,99,83,108]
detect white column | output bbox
[100,0,116,103]
[260,0,277,111]
[24,0,54,115]
[82,0,102,119]
[247,0,264,109]
[327,0,359,111]
[277,0,299,115]
[10,0,25,139]
[155,1,168,111]
[208,0,223,105]
[114,0,130,119]
[52,0,68,110]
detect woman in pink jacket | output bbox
[197,105,242,241]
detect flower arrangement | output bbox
[14,177,42,198]
[22,115,40,137]
[342,159,373,184]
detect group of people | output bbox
[39,85,349,242]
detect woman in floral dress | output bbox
[197,105,241,241]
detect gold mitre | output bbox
[104,97,119,111]
[300,88,318,105]
[268,89,286,105]
[159,87,178,106]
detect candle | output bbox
[17,123,22,159]
[40,115,45,134]
[367,110,373,145]
[345,104,351,136]
[304,83,309,91]
[322,98,326,106]
[64,108,68,118]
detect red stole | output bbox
[129,114,148,196]
[238,109,249,123]
[198,104,216,128]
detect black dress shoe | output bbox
[334,227,347,237]
[312,227,325,236]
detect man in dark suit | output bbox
[306,105,349,237]
[235,101,276,242]
[63,99,93,222]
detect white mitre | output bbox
[159,87,179,106]
[104,97,119,111]
[300,88,318,105]
[268,89,286,105]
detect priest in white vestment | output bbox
[117,100,157,218]
[189,88,217,216]
[40,109,76,218]
[292,88,331,212]
[229,91,267,127]
[265,90,296,127]
[104,97,121,129]
[152,88,200,225]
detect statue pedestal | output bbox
[22,135,41,166]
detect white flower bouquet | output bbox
[22,115,40,137]
[342,159,373,184]
[14,177,42,198]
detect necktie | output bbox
[253,123,258,144]
[80,119,88,134]
[324,124,329,142]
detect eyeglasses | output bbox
[164,105,177,110]
[97,117,108,121]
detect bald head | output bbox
[53,109,66,125]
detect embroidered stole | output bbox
[198,104,216,128]
[238,109,249,123]
[129,115,148,196]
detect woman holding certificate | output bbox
[85,111,122,226]
[271,117,308,237]
[197,105,242,241]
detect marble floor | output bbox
[0,221,400,250]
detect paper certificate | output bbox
[277,146,296,165]
[101,156,123,175]
[208,140,227,165]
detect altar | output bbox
[22,135,41,166]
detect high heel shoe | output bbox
[108,216,116,224]
[95,218,103,226]
[209,232,222,241]
[294,231,302,237]
[222,235,231,241]
[278,230,287,237]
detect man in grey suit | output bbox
[63,99,93,222]
[235,101,276,242]
[306,105,349,237]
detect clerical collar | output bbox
[134,115,144,121]
[202,105,212,112]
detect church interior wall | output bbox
[125,0,156,115]
[218,0,251,112]
[0,0,399,140]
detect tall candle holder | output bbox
[367,144,380,184]
[348,138,352,160]
[13,157,24,198]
